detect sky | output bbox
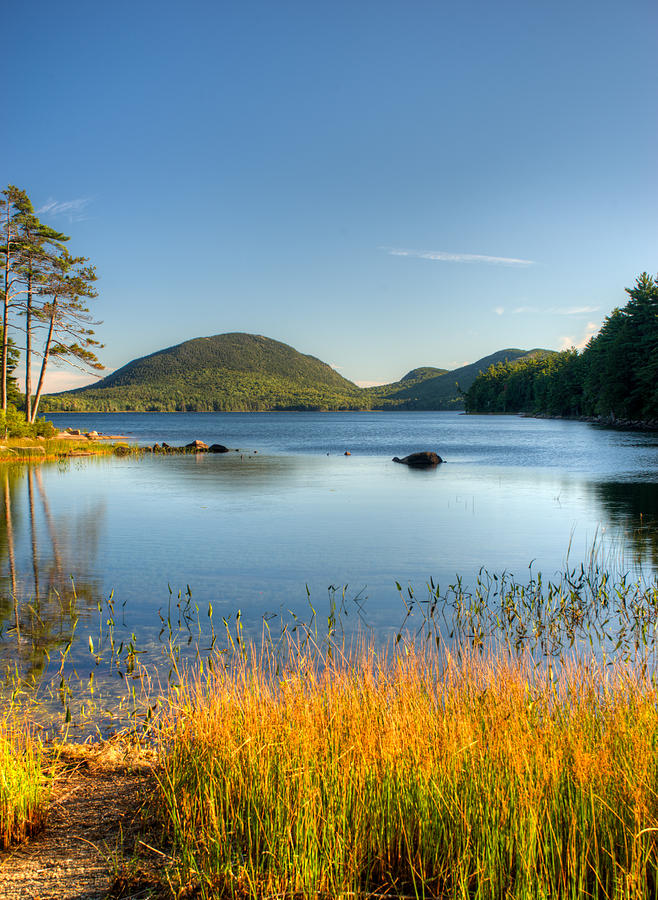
[4,0,657,391]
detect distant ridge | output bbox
[42,333,554,412]
[368,348,551,409]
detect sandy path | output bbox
[0,748,164,899]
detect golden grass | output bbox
[0,717,49,850]
[0,438,138,462]
[156,640,658,898]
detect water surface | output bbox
[2,411,658,720]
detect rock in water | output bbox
[392,451,443,467]
[208,444,230,453]
[185,440,209,451]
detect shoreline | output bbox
[520,411,658,432]
[0,432,136,464]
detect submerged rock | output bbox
[392,451,443,467]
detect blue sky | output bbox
[5,0,657,390]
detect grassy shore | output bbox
[0,717,50,850]
[154,640,658,899]
[3,565,658,897]
[4,641,658,898]
[0,435,138,463]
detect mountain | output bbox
[41,333,554,412]
[43,333,365,412]
[369,349,552,409]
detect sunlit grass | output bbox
[156,637,658,898]
[0,436,138,461]
[4,561,658,894]
[0,717,49,850]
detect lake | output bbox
[2,411,658,725]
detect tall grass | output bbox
[156,634,658,899]
[0,718,49,849]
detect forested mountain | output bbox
[465,273,658,421]
[41,333,551,413]
[43,333,364,412]
[370,349,550,409]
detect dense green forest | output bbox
[41,333,546,412]
[43,334,366,412]
[370,349,550,410]
[465,273,658,421]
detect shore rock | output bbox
[208,443,230,453]
[185,440,208,451]
[392,451,443,467]
[14,446,46,458]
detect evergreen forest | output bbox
[465,273,658,422]
[41,335,544,413]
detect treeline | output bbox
[43,369,375,412]
[0,185,102,434]
[465,273,658,421]
[42,372,455,413]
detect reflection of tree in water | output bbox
[0,463,106,681]
[591,481,658,570]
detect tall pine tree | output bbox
[12,193,69,420]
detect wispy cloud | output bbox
[383,246,535,267]
[37,196,93,222]
[510,304,600,316]
[493,306,505,316]
[355,379,387,388]
[559,321,599,351]
[549,305,599,316]
[40,369,104,393]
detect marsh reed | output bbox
[157,630,658,898]
[3,558,658,897]
[0,716,49,850]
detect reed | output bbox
[0,437,139,463]
[155,634,658,899]
[0,717,49,850]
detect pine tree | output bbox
[0,186,27,411]
[30,249,103,422]
[11,193,69,420]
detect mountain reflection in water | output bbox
[0,425,657,707]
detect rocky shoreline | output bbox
[522,413,658,432]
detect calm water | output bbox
[2,411,658,718]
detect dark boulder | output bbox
[208,444,230,453]
[392,451,443,467]
[185,440,209,451]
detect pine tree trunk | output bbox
[31,305,56,423]
[1,205,10,413]
[25,269,32,421]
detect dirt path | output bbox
[0,745,165,899]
